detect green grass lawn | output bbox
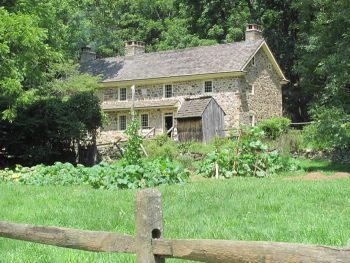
[1,174,350,262]
[298,159,350,175]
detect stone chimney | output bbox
[245,24,263,41]
[80,47,96,63]
[124,41,145,57]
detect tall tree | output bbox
[0,8,61,119]
[295,0,350,111]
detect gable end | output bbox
[242,41,288,84]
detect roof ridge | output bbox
[80,39,266,83]
[98,39,264,61]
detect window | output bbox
[103,89,116,101]
[252,56,256,66]
[204,81,213,93]
[249,115,256,127]
[164,84,173,98]
[140,114,149,129]
[268,63,272,70]
[119,115,127,130]
[248,84,255,95]
[119,88,127,101]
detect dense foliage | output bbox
[197,127,298,178]
[2,0,349,122]
[1,0,349,161]
[123,117,144,165]
[0,8,61,119]
[303,107,350,152]
[258,117,291,140]
[0,92,102,166]
[0,158,189,189]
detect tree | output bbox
[295,0,350,112]
[0,91,103,166]
[0,8,61,119]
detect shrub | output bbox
[258,117,291,140]
[302,106,350,152]
[144,135,177,160]
[273,129,304,153]
[0,92,102,166]
[187,141,215,154]
[176,154,195,170]
[197,126,298,178]
[153,134,170,147]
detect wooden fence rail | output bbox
[1,188,349,262]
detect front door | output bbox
[164,114,173,136]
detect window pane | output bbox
[141,114,149,128]
[119,115,126,130]
[119,88,127,101]
[204,81,213,92]
[103,89,116,101]
[164,84,172,98]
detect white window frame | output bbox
[203,80,213,93]
[118,115,127,131]
[140,113,149,129]
[268,63,272,70]
[119,87,127,101]
[163,84,173,98]
[248,83,255,95]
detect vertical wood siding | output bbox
[202,100,225,143]
[177,99,225,143]
[177,118,203,142]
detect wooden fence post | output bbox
[135,188,165,263]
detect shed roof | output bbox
[80,40,264,83]
[176,97,225,119]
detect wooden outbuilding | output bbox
[176,97,225,143]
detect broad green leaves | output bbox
[0,8,61,119]
[0,158,190,190]
[197,126,298,178]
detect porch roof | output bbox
[102,99,179,111]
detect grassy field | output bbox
[1,168,350,262]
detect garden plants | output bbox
[197,126,298,178]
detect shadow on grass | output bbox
[300,159,350,173]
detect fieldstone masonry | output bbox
[243,49,283,124]
[97,48,282,142]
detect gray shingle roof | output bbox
[177,97,222,118]
[80,40,264,83]
[102,99,179,111]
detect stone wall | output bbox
[241,48,283,125]
[101,108,177,141]
[98,77,243,131]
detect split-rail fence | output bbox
[1,188,349,262]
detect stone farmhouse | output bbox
[80,24,288,142]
